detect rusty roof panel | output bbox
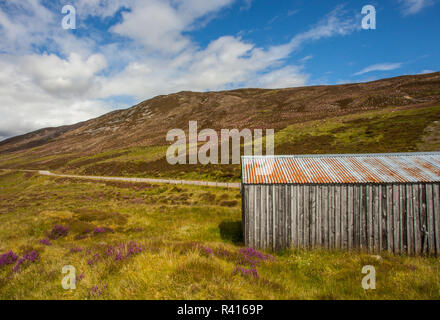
[241,152,440,184]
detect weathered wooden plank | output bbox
[413,184,421,255]
[304,185,310,248]
[420,184,428,254]
[387,185,394,252]
[335,185,341,249]
[348,185,353,250]
[400,185,407,254]
[406,184,414,255]
[426,184,435,255]
[281,185,285,250]
[366,185,373,252]
[378,185,384,252]
[400,184,406,254]
[393,184,400,254]
[284,185,289,249]
[369,185,374,252]
[268,185,273,250]
[296,185,301,249]
[310,185,316,248]
[254,185,259,249]
[259,185,266,249]
[359,185,366,250]
[275,185,280,250]
[248,186,254,247]
[341,185,347,250]
[274,186,279,250]
[317,186,322,248]
[286,185,291,249]
[283,185,288,249]
[266,186,270,250]
[372,185,379,253]
[243,186,249,247]
[323,186,329,249]
[433,183,440,256]
[298,185,304,248]
[329,185,335,249]
[291,185,297,248]
[354,185,360,250]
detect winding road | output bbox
[1,169,241,189]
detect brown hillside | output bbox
[0,71,439,158]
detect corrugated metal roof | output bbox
[241,152,440,184]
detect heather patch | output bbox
[48,225,69,240]
[237,248,274,267]
[89,283,108,298]
[69,247,83,254]
[233,265,259,279]
[87,242,145,267]
[194,244,274,281]
[77,273,85,283]
[39,239,52,246]
[12,250,40,273]
[93,227,113,235]
[0,251,18,267]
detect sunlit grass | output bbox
[0,171,439,299]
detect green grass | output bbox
[1,171,439,300]
[275,105,440,154]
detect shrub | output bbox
[93,227,113,235]
[12,250,40,273]
[48,225,69,240]
[0,251,18,267]
[39,239,52,246]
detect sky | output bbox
[0,0,439,140]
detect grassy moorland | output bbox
[1,105,439,183]
[1,171,439,300]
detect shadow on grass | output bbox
[219,221,243,245]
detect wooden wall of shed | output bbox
[242,183,440,255]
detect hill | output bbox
[1,72,439,181]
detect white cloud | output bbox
[354,62,403,76]
[0,1,360,140]
[419,69,434,74]
[0,57,109,139]
[19,53,107,98]
[99,7,359,98]
[288,5,360,49]
[399,0,434,16]
[299,55,313,63]
[111,0,235,53]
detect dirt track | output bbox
[36,170,241,189]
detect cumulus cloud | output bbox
[399,0,434,16]
[0,0,360,140]
[100,5,359,97]
[111,0,235,53]
[353,62,403,76]
[19,53,107,98]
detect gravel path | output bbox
[35,170,241,189]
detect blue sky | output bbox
[0,0,439,139]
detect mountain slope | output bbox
[0,72,439,181]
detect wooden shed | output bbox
[241,152,440,255]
